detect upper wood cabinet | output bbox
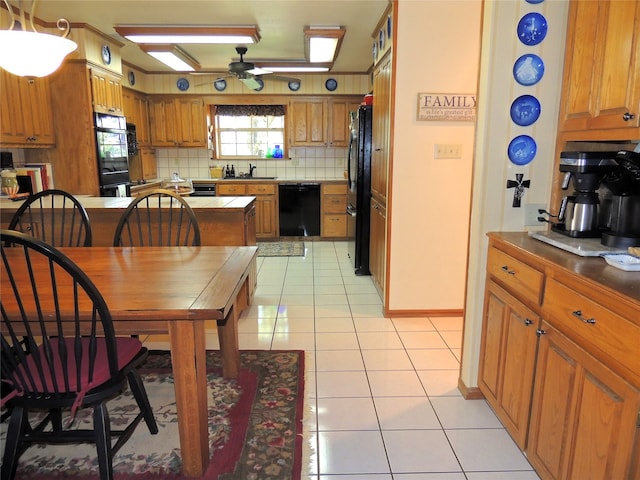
[327,99,361,147]
[371,51,392,204]
[149,96,207,147]
[558,0,640,139]
[90,68,124,115]
[122,88,151,146]
[289,98,327,147]
[0,70,56,147]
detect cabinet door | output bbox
[0,71,55,147]
[327,99,361,147]
[289,99,327,146]
[176,98,207,147]
[247,183,277,238]
[372,53,392,204]
[149,98,179,146]
[90,69,124,115]
[122,89,151,146]
[370,197,386,295]
[559,0,640,135]
[478,281,539,449]
[528,322,640,480]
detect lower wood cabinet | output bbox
[479,233,640,480]
[321,183,347,238]
[528,322,640,480]
[478,280,539,450]
[370,197,386,296]
[217,182,277,239]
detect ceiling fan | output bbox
[225,46,299,90]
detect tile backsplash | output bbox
[156,146,347,180]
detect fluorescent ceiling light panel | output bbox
[114,25,260,44]
[304,26,345,64]
[265,65,330,73]
[140,45,201,71]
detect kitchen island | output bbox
[0,195,257,247]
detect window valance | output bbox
[215,104,285,116]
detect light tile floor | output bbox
[144,241,541,480]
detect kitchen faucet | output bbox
[249,164,257,177]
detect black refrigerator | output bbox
[346,104,372,275]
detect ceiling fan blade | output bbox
[239,76,262,90]
[267,74,301,83]
[246,67,272,76]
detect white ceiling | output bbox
[23,0,389,74]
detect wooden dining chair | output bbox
[0,230,158,480]
[7,189,92,247]
[113,189,201,247]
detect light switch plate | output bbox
[435,144,462,159]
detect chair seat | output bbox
[4,337,142,416]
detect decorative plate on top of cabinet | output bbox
[214,78,227,91]
[176,77,190,91]
[372,41,377,62]
[517,12,548,46]
[101,44,111,65]
[387,15,392,39]
[288,80,301,92]
[513,53,545,86]
[325,78,338,92]
[379,29,385,49]
[128,70,135,86]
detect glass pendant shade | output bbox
[0,30,77,77]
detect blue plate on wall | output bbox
[510,95,541,126]
[525,0,544,3]
[517,12,548,46]
[508,135,537,166]
[513,54,545,86]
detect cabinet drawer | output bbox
[324,195,346,213]
[322,183,347,195]
[322,215,347,237]
[247,184,275,195]
[544,277,640,385]
[487,247,543,305]
[217,183,247,195]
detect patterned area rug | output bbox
[257,242,305,257]
[4,350,305,480]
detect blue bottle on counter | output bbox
[273,145,283,158]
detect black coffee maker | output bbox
[600,150,640,248]
[549,151,618,238]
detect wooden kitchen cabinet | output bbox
[217,182,278,239]
[528,321,640,480]
[149,96,207,147]
[371,51,392,204]
[129,147,157,183]
[327,98,361,147]
[122,88,151,146]
[478,281,539,450]
[558,0,640,139]
[289,98,327,146]
[369,197,386,295]
[0,70,56,147]
[321,183,348,238]
[479,233,640,480]
[90,68,124,115]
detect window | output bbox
[214,104,285,159]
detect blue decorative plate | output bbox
[525,0,544,3]
[176,78,190,91]
[513,54,545,86]
[510,95,541,126]
[288,80,301,92]
[214,78,227,91]
[325,78,338,91]
[508,135,537,166]
[517,12,548,46]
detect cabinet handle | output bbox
[536,328,546,337]
[622,112,636,121]
[523,318,534,326]
[572,310,596,324]
[375,148,382,151]
[501,265,516,275]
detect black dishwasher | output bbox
[279,183,321,236]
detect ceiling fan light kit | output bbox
[0,0,78,77]
[113,25,261,44]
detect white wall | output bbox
[388,0,482,311]
[460,0,569,389]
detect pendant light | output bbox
[0,0,78,77]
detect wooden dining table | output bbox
[1,245,258,478]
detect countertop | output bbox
[0,195,255,211]
[490,231,640,304]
